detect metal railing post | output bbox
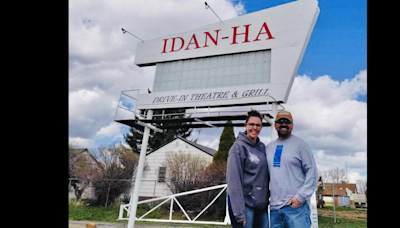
[224,193,231,225]
[105,181,111,207]
[332,184,336,223]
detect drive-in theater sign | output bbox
[134,0,319,110]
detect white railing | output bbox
[118,184,230,225]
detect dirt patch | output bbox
[318,209,367,220]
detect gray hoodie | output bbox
[226,131,269,222]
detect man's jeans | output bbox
[269,202,311,228]
[228,196,269,228]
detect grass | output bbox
[317,216,367,228]
[69,204,121,222]
[69,200,367,227]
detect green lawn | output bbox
[69,200,366,227]
[317,216,366,228]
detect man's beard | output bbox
[277,126,290,138]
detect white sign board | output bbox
[137,84,287,110]
[135,0,319,109]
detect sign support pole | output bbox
[270,102,278,141]
[127,109,153,228]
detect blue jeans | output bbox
[270,202,311,228]
[228,196,269,228]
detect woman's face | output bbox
[245,116,262,142]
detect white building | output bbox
[136,136,216,198]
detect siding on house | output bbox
[321,183,358,207]
[138,137,216,197]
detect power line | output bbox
[205,2,222,22]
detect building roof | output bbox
[322,183,357,196]
[69,148,105,171]
[146,136,216,157]
[69,148,90,158]
[177,136,216,156]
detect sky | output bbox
[69,0,367,185]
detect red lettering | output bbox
[253,22,275,41]
[184,34,201,50]
[231,24,251,45]
[161,38,168,53]
[170,37,185,52]
[203,29,220,47]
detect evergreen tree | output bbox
[124,127,143,153]
[213,120,236,163]
[124,108,192,153]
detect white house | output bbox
[136,136,216,198]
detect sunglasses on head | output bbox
[275,119,292,124]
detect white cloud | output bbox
[285,70,367,156]
[95,122,122,138]
[69,0,243,143]
[198,138,220,150]
[69,137,95,149]
[314,150,366,183]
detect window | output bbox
[158,167,166,182]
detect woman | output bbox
[226,109,269,228]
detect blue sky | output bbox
[242,0,367,101]
[69,0,367,183]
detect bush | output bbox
[88,144,147,206]
[164,150,227,220]
[92,179,132,206]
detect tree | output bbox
[165,150,211,194]
[123,127,142,153]
[356,178,367,194]
[124,108,192,153]
[323,167,348,183]
[164,150,224,219]
[212,120,235,164]
[195,121,235,219]
[69,142,99,200]
[90,143,148,206]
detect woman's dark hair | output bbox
[245,109,263,123]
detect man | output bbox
[266,110,318,228]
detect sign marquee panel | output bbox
[134,0,320,109]
[153,50,271,92]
